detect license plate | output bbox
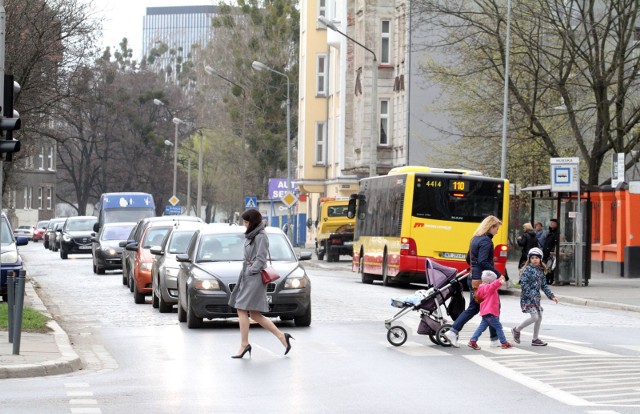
[440,252,466,259]
[267,295,272,304]
[79,245,92,250]
[344,241,354,246]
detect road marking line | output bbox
[585,411,622,414]
[389,341,451,356]
[67,391,94,397]
[69,399,98,405]
[465,355,592,406]
[547,342,616,356]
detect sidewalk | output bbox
[0,277,82,379]
[2,260,639,379]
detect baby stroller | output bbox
[385,259,469,347]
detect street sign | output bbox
[169,195,180,206]
[245,197,257,209]
[611,152,625,187]
[165,205,182,215]
[550,157,579,193]
[281,191,298,208]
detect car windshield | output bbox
[1,219,14,243]
[17,225,32,230]
[101,225,135,241]
[37,221,49,228]
[66,219,97,231]
[196,233,295,262]
[143,228,170,248]
[104,208,155,224]
[167,231,197,254]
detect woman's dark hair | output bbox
[241,209,263,234]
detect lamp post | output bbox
[251,60,293,239]
[318,16,378,177]
[153,98,192,210]
[500,0,512,179]
[204,65,246,213]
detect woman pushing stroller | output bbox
[444,215,503,348]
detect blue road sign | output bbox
[245,197,258,209]
[165,205,182,215]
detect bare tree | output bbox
[412,0,640,185]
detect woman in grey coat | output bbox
[228,209,293,358]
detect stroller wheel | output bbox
[436,324,453,347]
[428,334,439,345]
[387,326,408,347]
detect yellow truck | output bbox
[315,199,355,262]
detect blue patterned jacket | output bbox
[520,264,555,313]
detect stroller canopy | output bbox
[425,259,459,289]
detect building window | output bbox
[315,122,326,165]
[48,145,55,170]
[380,99,390,145]
[316,54,327,96]
[318,0,326,18]
[46,188,53,210]
[381,20,391,64]
[38,187,44,209]
[38,146,45,170]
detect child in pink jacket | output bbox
[467,270,513,350]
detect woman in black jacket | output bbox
[517,222,538,269]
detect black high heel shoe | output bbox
[284,333,294,355]
[231,344,252,359]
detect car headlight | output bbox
[62,234,71,242]
[1,251,19,264]
[194,278,220,291]
[102,247,117,255]
[284,277,308,289]
[140,262,152,271]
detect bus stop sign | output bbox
[550,157,579,193]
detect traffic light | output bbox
[1,74,21,161]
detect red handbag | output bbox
[261,251,280,284]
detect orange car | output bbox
[130,222,176,304]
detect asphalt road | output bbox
[3,243,640,413]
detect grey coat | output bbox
[228,223,269,312]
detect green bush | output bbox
[0,303,51,333]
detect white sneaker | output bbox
[444,330,459,348]
[490,340,501,347]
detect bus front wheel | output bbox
[382,254,390,286]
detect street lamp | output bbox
[318,15,378,177]
[500,0,513,179]
[204,65,246,213]
[153,98,190,210]
[251,60,293,239]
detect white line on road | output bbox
[67,391,94,397]
[464,354,592,406]
[69,399,98,405]
[70,409,101,414]
[547,342,616,356]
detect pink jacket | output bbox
[478,279,502,316]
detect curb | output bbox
[501,288,640,314]
[0,279,82,379]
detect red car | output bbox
[33,220,49,242]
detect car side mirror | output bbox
[150,246,163,256]
[125,243,138,251]
[175,254,190,263]
[93,222,100,232]
[56,228,62,233]
[15,236,29,246]
[298,251,312,261]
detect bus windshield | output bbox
[412,176,504,222]
[104,208,155,224]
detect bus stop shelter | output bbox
[520,184,593,286]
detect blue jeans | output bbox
[450,278,497,340]
[471,314,507,343]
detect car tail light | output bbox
[331,238,342,245]
[400,237,417,256]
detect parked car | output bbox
[176,225,313,328]
[33,220,49,242]
[150,222,204,312]
[45,218,66,250]
[58,216,98,259]
[1,213,29,302]
[121,216,203,304]
[91,222,136,274]
[13,225,35,241]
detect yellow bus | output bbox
[348,166,509,285]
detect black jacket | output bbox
[468,233,502,280]
[543,228,559,261]
[517,230,538,259]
